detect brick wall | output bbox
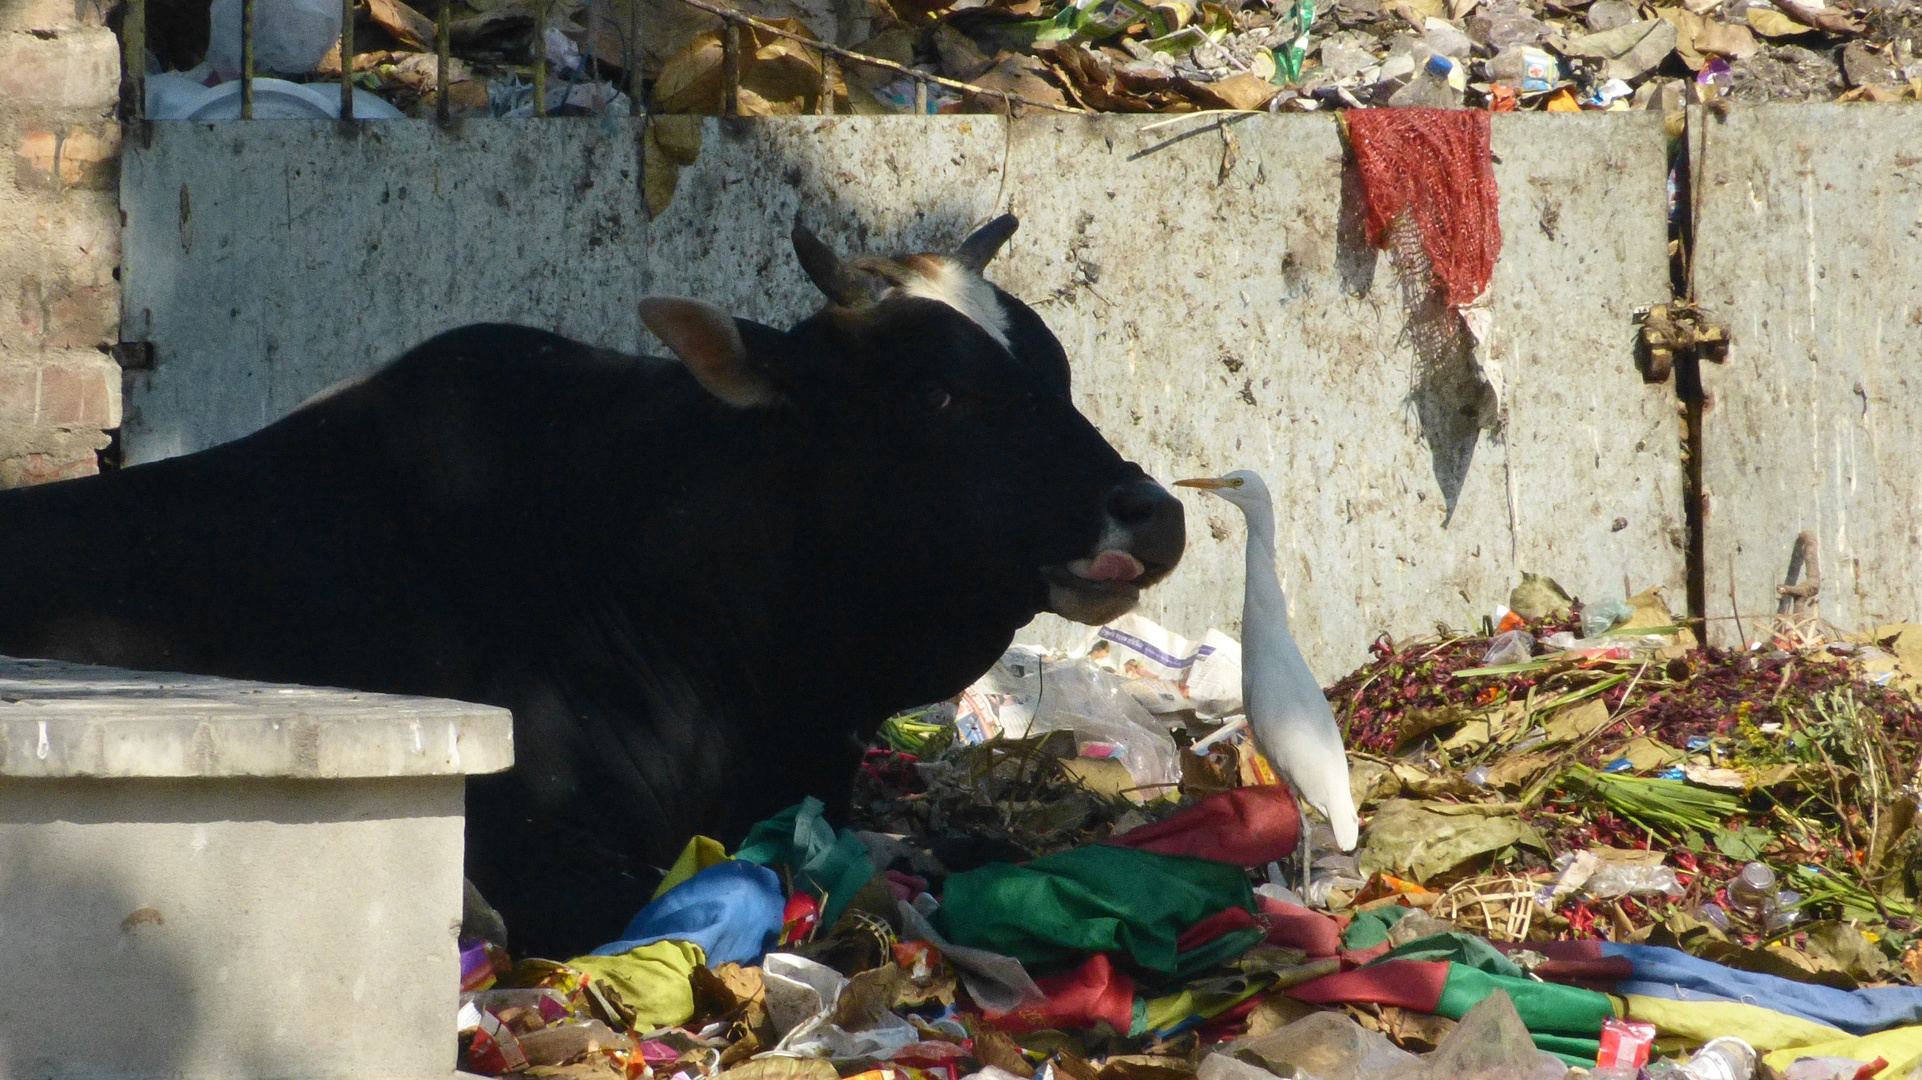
[0,0,123,486]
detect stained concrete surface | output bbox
[123,115,1681,677]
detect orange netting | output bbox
[1346,108,1502,311]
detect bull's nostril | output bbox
[1107,485,1160,525]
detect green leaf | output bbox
[1713,824,1774,861]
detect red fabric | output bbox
[1287,959,1451,1011]
[1177,906,1261,952]
[1346,108,1502,309]
[1256,897,1341,958]
[1493,939,1610,962]
[1107,785,1301,866]
[983,953,1135,1035]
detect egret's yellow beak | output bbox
[1174,476,1243,490]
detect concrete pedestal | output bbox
[0,656,514,1080]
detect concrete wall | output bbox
[120,114,1684,678]
[1695,103,1922,644]
[0,0,124,485]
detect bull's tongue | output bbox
[1074,551,1145,583]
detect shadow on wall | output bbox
[1333,141,1485,526]
[0,830,202,1080]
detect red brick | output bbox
[0,0,109,34]
[0,31,120,112]
[0,364,39,423]
[14,124,119,191]
[36,359,115,427]
[0,449,97,487]
[14,278,117,349]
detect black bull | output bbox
[0,217,1185,957]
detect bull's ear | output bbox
[955,214,1019,273]
[638,297,784,408]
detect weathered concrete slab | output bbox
[653,114,1681,674]
[0,654,513,778]
[1694,104,1922,642]
[120,120,647,462]
[122,115,1680,676]
[0,655,508,1080]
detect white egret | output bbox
[1176,470,1360,851]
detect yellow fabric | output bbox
[654,835,729,899]
[1763,1024,1922,1077]
[568,940,706,1029]
[1621,994,1848,1054]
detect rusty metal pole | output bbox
[122,0,147,120]
[532,5,546,117]
[241,0,256,118]
[817,46,832,114]
[436,0,451,122]
[721,19,739,115]
[340,0,355,118]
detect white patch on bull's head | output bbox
[897,256,1011,350]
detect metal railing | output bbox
[117,0,1086,123]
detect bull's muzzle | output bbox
[1042,478,1186,625]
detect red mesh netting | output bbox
[1347,108,1502,310]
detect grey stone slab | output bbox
[1693,103,1922,642]
[0,655,513,778]
[121,115,1679,677]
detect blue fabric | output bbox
[1603,942,1922,1036]
[591,860,784,966]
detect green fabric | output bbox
[1437,963,1615,1040]
[733,797,874,928]
[1375,931,1527,979]
[1137,974,1275,1038]
[1341,905,1415,950]
[933,845,1258,976]
[567,940,706,1029]
[653,835,728,899]
[1530,1032,1603,1067]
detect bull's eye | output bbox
[924,386,952,411]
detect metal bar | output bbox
[625,0,637,101]
[817,46,831,114]
[436,0,451,122]
[122,0,146,120]
[532,4,546,117]
[340,0,355,119]
[662,0,1083,114]
[241,0,255,119]
[721,20,739,115]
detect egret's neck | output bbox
[1241,505,1284,608]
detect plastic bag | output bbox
[1481,629,1534,666]
[955,649,1181,795]
[1079,613,1244,718]
[1584,862,1684,900]
[1581,599,1634,638]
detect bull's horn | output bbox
[791,219,858,304]
[954,214,1019,273]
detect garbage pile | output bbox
[134,0,1922,119]
[454,586,1922,1080]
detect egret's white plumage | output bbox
[1177,470,1360,851]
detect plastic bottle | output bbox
[1686,1037,1756,1080]
[1766,889,1805,933]
[1388,54,1466,108]
[1696,902,1731,932]
[1727,862,1779,918]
